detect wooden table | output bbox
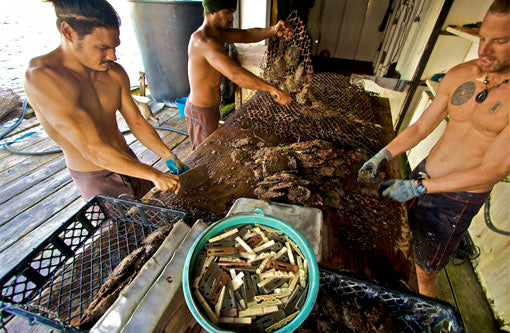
[158,90,415,332]
[156,97,414,287]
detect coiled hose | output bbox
[484,197,510,236]
[0,100,188,156]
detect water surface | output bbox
[0,0,144,94]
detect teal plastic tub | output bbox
[182,209,319,332]
[175,97,187,118]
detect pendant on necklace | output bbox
[475,89,488,103]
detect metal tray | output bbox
[227,198,323,261]
[0,195,187,332]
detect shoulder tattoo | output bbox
[450,81,475,106]
[489,101,502,114]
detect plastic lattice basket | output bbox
[299,269,465,332]
[0,195,187,332]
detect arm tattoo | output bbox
[489,101,502,114]
[450,81,475,105]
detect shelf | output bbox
[446,26,480,42]
[426,79,440,97]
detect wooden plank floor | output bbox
[437,260,500,332]
[0,107,191,280]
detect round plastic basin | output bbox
[182,209,319,332]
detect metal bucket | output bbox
[129,0,203,104]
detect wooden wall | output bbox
[395,0,444,80]
[396,0,491,80]
[306,0,388,61]
[239,0,271,45]
[469,183,510,331]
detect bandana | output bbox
[202,0,237,14]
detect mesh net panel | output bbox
[0,196,187,331]
[0,89,21,122]
[232,11,385,154]
[308,270,464,332]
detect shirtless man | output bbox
[359,0,510,298]
[186,0,293,150]
[24,0,186,201]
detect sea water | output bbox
[0,0,144,94]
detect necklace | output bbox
[475,76,510,103]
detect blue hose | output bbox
[0,100,188,156]
[0,99,28,141]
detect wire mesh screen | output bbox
[299,269,465,333]
[232,11,386,154]
[0,196,186,332]
[261,10,314,100]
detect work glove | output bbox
[165,157,189,175]
[358,148,392,178]
[378,179,426,203]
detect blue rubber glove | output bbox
[378,179,425,202]
[358,148,392,178]
[165,157,189,175]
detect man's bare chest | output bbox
[78,78,121,120]
[448,83,508,136]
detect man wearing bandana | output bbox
[186,0,294,150]
[358,0,509,298]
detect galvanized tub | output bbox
[129,0,203,104]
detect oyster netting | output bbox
[0,89,21,122]
[232,11,386,153]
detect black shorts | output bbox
[407,159,490,273]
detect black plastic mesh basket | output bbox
[300,269,465,333]
[0,195,187,332]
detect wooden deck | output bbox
[0,107,191,279]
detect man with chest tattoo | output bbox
[359,0,510,297]
[24,0,187,201]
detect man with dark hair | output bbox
[488,0,510,14]
[50,0,121,36]
[24,0,186,201]
[186,0,294,150]
[359,0,509,297]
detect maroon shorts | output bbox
[408,159,490,273]
[184,100,220,150]
[68,147,153,201]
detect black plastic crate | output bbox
[0,195,187,332]
[300,268,465,332]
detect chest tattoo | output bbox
[489,101,502,114]
[450,81,475,105]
